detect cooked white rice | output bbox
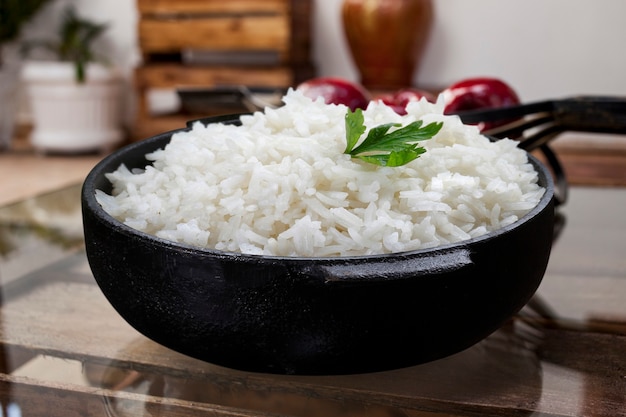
[96,89,545,257]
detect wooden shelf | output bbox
[133,113,239,141]
[135,64,294,90]
[132,0,314,141]
[552,147,626,187]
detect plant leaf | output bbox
[344,108,443,167]
[344,108,366,153]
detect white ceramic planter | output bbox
[21,61,124,153]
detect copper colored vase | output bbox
[341,0,433,90]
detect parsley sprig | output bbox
[344,108,443,167]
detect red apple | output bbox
[377,88,436,115]
[296,77,371,110]
[442,77,520,131]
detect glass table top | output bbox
[0,183,625,416]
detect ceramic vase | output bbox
[341,0,434,90]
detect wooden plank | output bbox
[2,258,626,416]
[138,15,290,58]
[2,183,624,416]
[135,64,294,89]
[133,115,193,141]
[556,150,626,187]
[132,0,315,143]
[0,374,283,417]
[132,64,294,140]
[133,114,243,142]
[532,144,626,187]
[288,0,314,72]
[137,0,289,16]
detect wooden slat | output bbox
[532,144,626,187]
[135,64,293,90]
[132,0,314,141]
[138,15,290,57]
[556,150,626,187]
[132,64,293,139]
[132,115,193,141]
[3,184,625,416]
[2,255,626,416]
[137,0,289,16]
[0,374,282,417]
[288,0,313,70]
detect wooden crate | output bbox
[138,16,290,60]
[134,65,294,140]
[137,0,291,61]
[136,0,289,15]
[132,0,314,140]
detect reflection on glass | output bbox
[0,184,625,416]
[0,402,23,417]
[0,185,83,282]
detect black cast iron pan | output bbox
[82,113,556,375]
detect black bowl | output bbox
[82,116,555,375]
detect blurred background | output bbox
[322,0,626,101]
[0,0,626,195]
[7,0,626,125]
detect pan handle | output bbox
[315,248,473,284]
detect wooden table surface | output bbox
[0,135,102,207]
[0,180,625,416]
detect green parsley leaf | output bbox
[344,108,443,167]
[344,107,367,153]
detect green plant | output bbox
[0,0,50,68]
[22,5,108,83]
[0,0,50,43]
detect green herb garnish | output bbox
[344,108,443,167]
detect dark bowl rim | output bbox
[82,117,555,264]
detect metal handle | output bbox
[455,95,626,143]
[313,248,473,284]
[454,95,626,207]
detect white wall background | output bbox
[314,0,626,102]
[18,0,626,114]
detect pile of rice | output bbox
[96,90,545,257]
